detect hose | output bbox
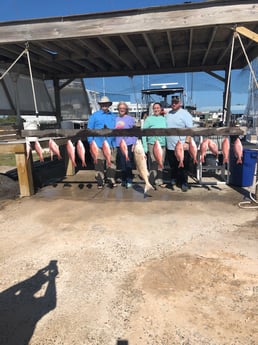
[238,180,258,209]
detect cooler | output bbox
[229,148,258,187]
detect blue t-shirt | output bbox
[115,115,137,147]
[87,109,117,148]
[166,108,193,150]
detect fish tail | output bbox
[144,181,155,194]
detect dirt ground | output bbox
[0,167,258,345]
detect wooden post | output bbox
[15,149,35,196]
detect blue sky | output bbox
[1,0,250,111]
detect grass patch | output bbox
[0,153,16,166]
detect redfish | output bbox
[234,137,243,164]
[76,140,86,167]
[153,140,163,169]
[66,140,77,167]
[175,140,184,168]
[119,139,129,161]
[133,139,154,194]
[102,140,112,167]
[49,138,61,160]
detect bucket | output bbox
[229,148,258,187]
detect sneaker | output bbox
[126,182,133,189]
[96,173,104,188]
[181,183,189,192]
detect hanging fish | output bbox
[233,137,243,164]
[208,139,219,157]
[133,139,154,194]
[34,140,44,162]
[26,140,31,160]
[189,137,198,164]
[90,140,99,164]
[76,139,86,167]
[49,138,61,160]
[175,140,184,168]
[67,140,77,167]
[102,140,112,167]
[200,138,209,163]
[153,140,163,169]
[221,137,230,164]
[119,138,129,161]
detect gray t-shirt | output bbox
[166,108,193,150]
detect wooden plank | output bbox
[21,126,245,139]
[0,142,28,154]
[236,26,258,43]
[15,152,35,197]
[0,2,256,43]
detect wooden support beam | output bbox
[15,149,35,197]
[235,26,258,43]
[21,126,245,140]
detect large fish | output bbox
[153,139,163,169]
[119,138,129,161]
[133,139,154,194]
[102,140,112,167]
[208,139,219,157]
[76,139,86,167]
[49,138,61,160]
[189,137,198,164]
[200,138,209,163]
[34,140,44,162]
[90,140,99,164]
[67,140,77,167]
[233,137,243,164]
[221,137,230,164]
[174,140,184,168]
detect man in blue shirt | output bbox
[87,96,117,188]
[166,96,193,192]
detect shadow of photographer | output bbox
[0,260,58,345]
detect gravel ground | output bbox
[0,169,258,345]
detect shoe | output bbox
[96,173,104,189]
[171,179,176,186]
[126,182,132,189]
[121,181,127,187]
[107,178,117,188]
[108,182,117,188]
[181,183,189,192]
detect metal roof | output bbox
[0,0,257,81]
